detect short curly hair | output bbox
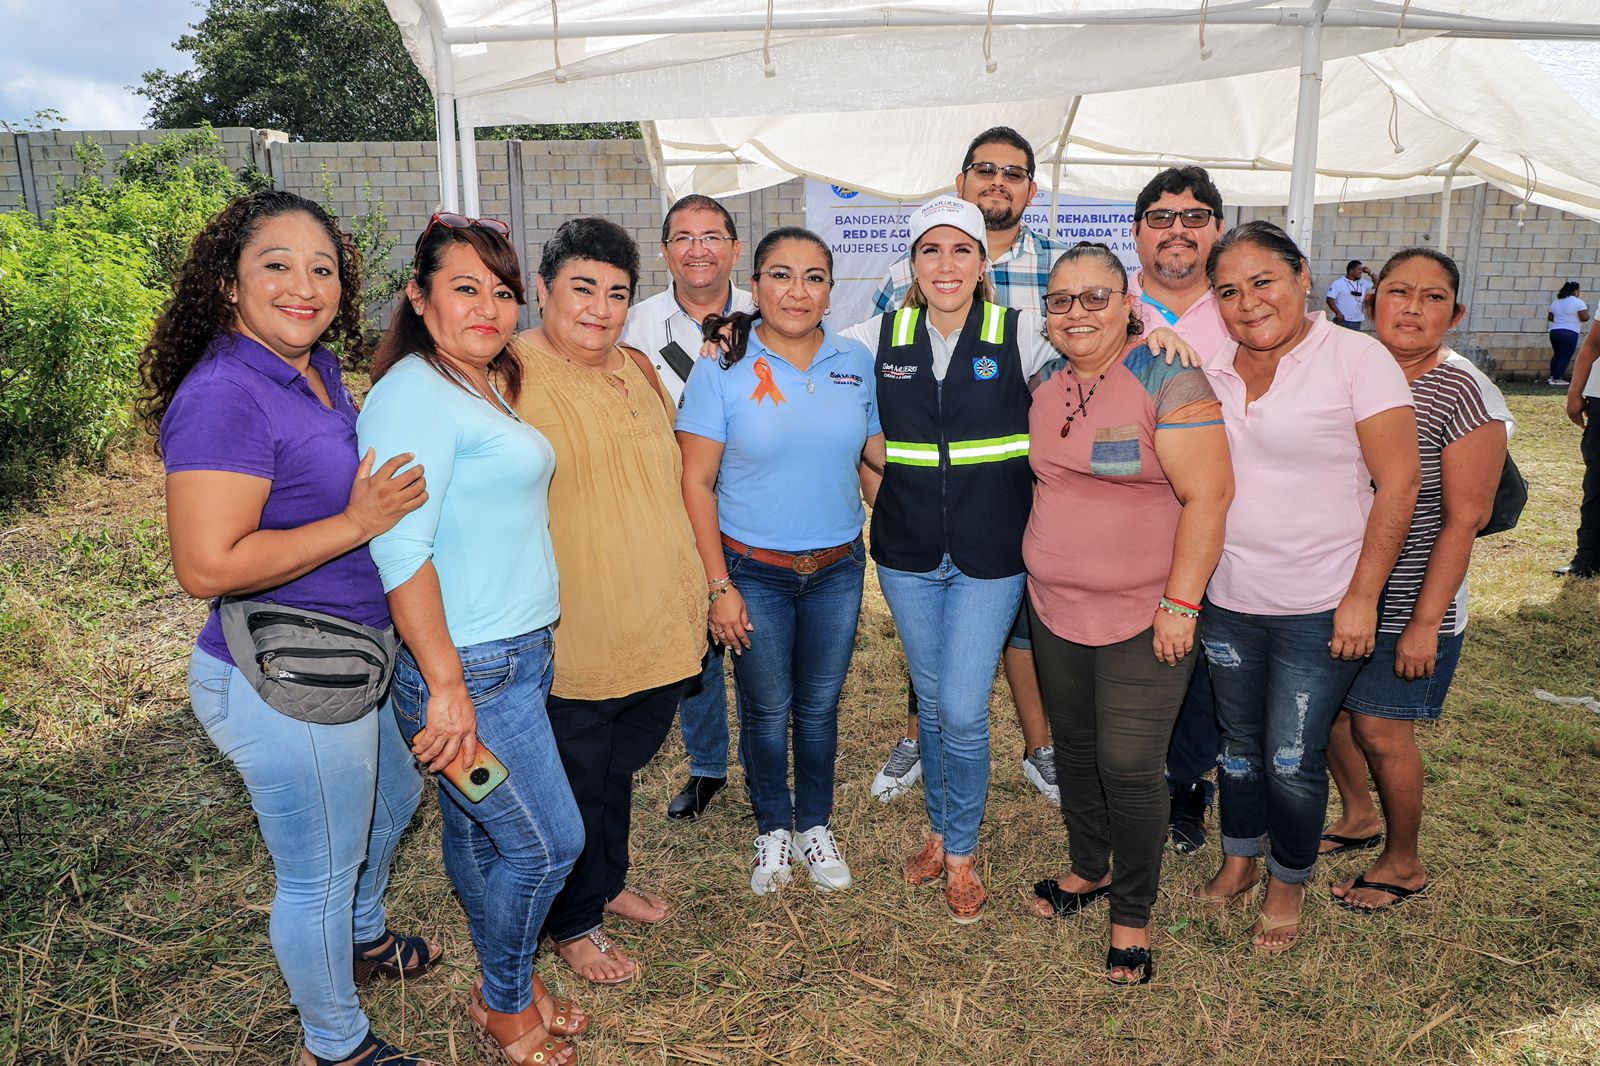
[137,190,363,442]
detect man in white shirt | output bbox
[623,194,754,821]
[1326,260,1375,330]
[622,194,755,405]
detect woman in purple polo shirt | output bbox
[141,190,436,1066]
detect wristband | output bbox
[1162,594,1202,613]
[1158,597,1200,619]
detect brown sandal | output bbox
[944,864,986,924]
[471,976,587,1038]
[468,980,578,1065]
[901,840,946,886]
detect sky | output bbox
[1,1,1599,132]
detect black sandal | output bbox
[301,1029,428,1066]
[1032,878,1110,917]
[352,929,441,986]
[1105,944,1154,986]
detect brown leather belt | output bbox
[720,534,853,575]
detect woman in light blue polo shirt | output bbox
[678,226,882,898]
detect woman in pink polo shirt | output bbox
[1197,221,1420,952]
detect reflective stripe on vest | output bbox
[980,301,1005,345]
[891,306,921,347]
[948,433,1029,465]
[884,440,940,467]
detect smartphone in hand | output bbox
[441,741,509,803]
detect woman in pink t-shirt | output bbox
[1197,222,1420,953]
[1024,244,1234,985]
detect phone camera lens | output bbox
[470,767,490,786]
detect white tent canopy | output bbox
[383,1,1600,245]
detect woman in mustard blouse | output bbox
[514,217,708,985]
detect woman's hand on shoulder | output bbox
[344,448,427,540]
[1145,327,1201,368]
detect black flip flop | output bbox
[1334,873,1428,913]
[1319,831,1383,856]
[1033,878,1110,917]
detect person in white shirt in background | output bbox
[1326,260,1375,331]
[1546,280,1589,386]
[621,194,755,823]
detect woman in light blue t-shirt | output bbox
[677,227,882,900]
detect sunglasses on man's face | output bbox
[963,161,1032,184]
[417,212,511,248]
[1138,208,1216,229]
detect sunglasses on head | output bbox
[417,212,511,248]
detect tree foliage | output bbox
[138,0,639,142]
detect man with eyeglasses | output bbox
[1127,165,1231,858]
[623,194,755,405]
[866,127,1069,811]
[622,193,755,823]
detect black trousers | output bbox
[1577,397,1600,572]
[542,677,686,943]
[1030,603,1195,928]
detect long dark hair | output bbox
[702,226,833,368]
[370,223,526,403]
[137,190,363,440]
[1378,247,1464,315]
[1558,280,1581,300]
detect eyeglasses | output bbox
[665,234,734,250]
[963,161,1032,184]
[1139,208,1217,229]
[418,212,510,248]
[755,269,835,292]
[1043,287,1125,314]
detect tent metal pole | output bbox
[1436,140,1478,256]
[440,9,1600,44]
[460,123,481,218]
[1286,0,1330,251]
[434,52,460,212]
[1049,97,1084,243]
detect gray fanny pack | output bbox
[218,598,397,725]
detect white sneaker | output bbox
[872,737,923,802]
[796,825,854,891]
[1023,746,1061,807]
[750,829,793,895]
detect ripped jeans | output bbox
[1200,604,1363,884]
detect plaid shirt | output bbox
[869,225,1069,316]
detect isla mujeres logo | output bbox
[831,185,860,199]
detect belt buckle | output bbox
[792,553,819,575]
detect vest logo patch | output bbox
[829,371,863,387]
[972,356,999,380]
[881,362,916,380]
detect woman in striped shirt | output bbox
[1320,248,1511,913]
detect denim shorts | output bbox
[1343,627,1466,721]
[1006,598,1032,651]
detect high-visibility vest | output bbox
[872,299,1032,579]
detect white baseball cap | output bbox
[906,195,987,251]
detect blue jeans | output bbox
[726,537,866,835]
[1201,605,1363,884]
[678,642,731,778]
[391,628,584,1015]
[188,647,423,1061]
[876,556,1025,856]
[1166,659,1219,799]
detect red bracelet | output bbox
[1163,594,1202,612]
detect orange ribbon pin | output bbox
[749,356,787,406]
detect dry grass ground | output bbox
[1,384,1597,1066]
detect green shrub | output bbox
[0,212,162,504]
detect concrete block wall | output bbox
[3,125,1592,377]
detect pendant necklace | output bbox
[1061,372,1106,438]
